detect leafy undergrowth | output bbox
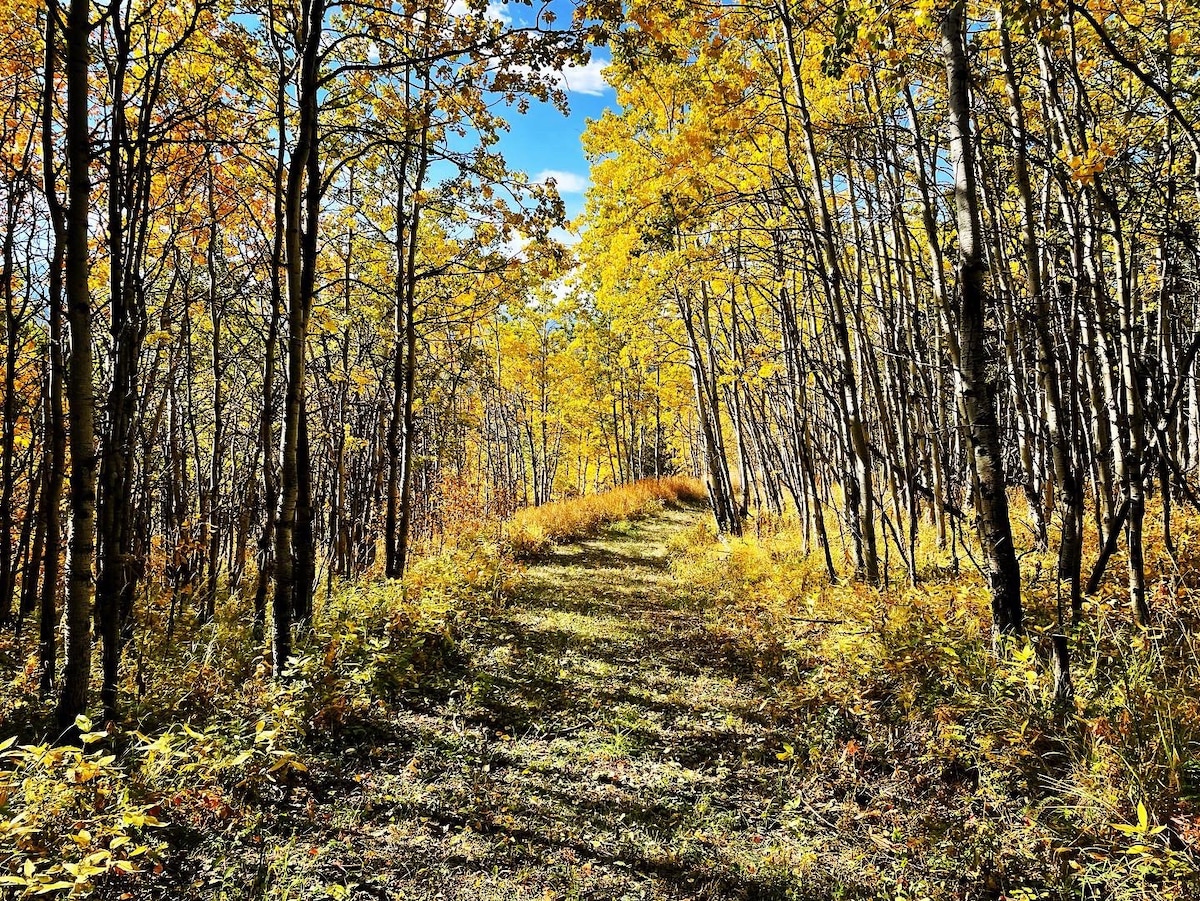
[5,504,1200,899]
[505,475,707,558]
[0,541,511,898]
[670,507,1200,900]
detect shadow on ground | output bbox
[169,508,860,901]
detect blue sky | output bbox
[475,0,616,227]
[499,64,612,225]
[236,2,611,229]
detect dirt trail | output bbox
[279,509,825,900]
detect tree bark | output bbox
[273,0,325,675]
[55,0,98,733]
[941,0,1023,642]
[776,2,878,582]
[997,2,1083,615]
[39,0,67,695]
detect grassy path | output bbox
[269,508,825,900]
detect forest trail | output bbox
[293,507,823,901]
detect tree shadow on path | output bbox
[258,507,844,901]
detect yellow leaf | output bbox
[34,882,76,894]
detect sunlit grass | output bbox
[505,475,707,558]
[6,493,1200,899]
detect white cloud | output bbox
[553,57,610,96]
[535,170,589,194]
[499,227,579,262]
[550,276,575,304]
[500,233,532,259]
[510,55,612,98]
[447,0,511,24]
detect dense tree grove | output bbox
[8,0,1200,897]
[3,0,1200,750]
[2,0,688,729]
[579,0,1200,666]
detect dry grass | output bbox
[664,497,1200,900]
[505,476,707,558]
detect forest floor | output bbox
[23,498,1197,899]
[190,506,840,901]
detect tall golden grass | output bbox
[506,476,707,558]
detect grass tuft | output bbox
[505,476,706,558]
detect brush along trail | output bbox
[207,509,913,900]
